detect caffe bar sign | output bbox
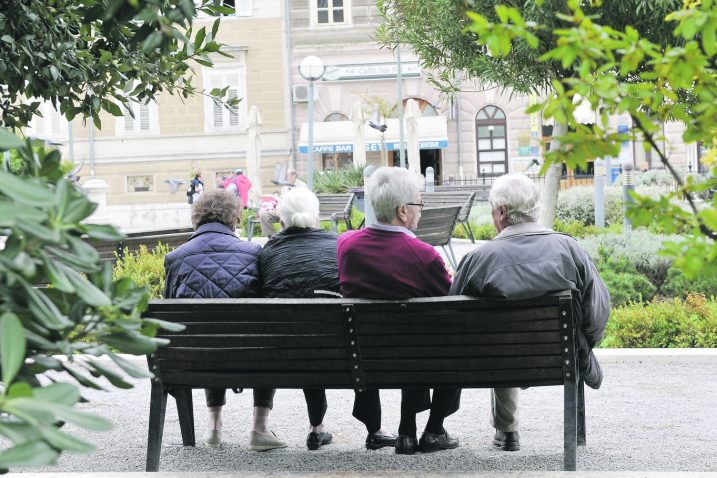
[322,61,421,82]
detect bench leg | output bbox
[441,243,458,270]
[331,219,338,234]
[462,221,475,244]
[173,387,196,447]
[247,219,255,242]
[346,216,353,230]
[578,378,586,447]
[146,381,168,472]
[564,377,578,471]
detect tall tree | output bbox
[0,0,238,131]
[0,1,238,471]
[377,0,681,226]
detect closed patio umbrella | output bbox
[405,98,421,176]
[350,101,366,167]
[246,105,262,205]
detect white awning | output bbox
[298,116,448,154]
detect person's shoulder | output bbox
[337,229,365,250]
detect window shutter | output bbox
[124,105,135,132]
[227,72,240,127]
[139,102,151,131]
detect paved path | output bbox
[10,351,717,474]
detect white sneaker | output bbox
[204,430,222,448]
[249,430,288,451]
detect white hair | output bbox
[278,187,320,228]
[367,167,424,223]
[488,173,540,225]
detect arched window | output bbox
[403,98,438,116]
[322,112,351,171]
[475,105,508,176]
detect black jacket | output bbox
[258,227,340,298]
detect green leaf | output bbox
[109,353,152,379]
[143,318,186,332]
[101,331,167,355]
[39,425,95,453]
[64,267,111,307]
[7,382,33,399]
[143,31,164,53]
[63,196,96,223]
[80,223,123,241]
[41,255,75,293]
[0,440,58,468]
[22,284,72,330]
[9,398,113,431]
[0,128,25,151]
[49,65,60,81]
[194,26,206,50]
[0,312,26,386]
[88,360,134,389]
[0,172,55,207]
[33,383,80,406]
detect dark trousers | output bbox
[353,387,461,434]
[303,388,328,427]
[204,388,276,408]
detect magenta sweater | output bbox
[337,228,451,299]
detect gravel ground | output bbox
[12,353,717,474]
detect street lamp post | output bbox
[299,55,325,191]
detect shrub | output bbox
[113,243,169,299]
[313,165,365,193]
[556,185,666,226]
[580,230,675,288]
[602,294,717,348]
[594,250,657,305]
[451,222,496,240]
[635,169,678,188]
[660,268,717,299]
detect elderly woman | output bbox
[257,187,339,450]
[164,189,286,452]
[450,173,610,452]
[337,167,461,455]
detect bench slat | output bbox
[160,321,346,335]
[361,343,562,359]
[163,334,347,348]
[160,371,354,388]
[362,355,562,372]
[159,347,349,362]
[159,359,349,372]
[359,331,560,347]
[362,368,564,387]
[358,319,560,334]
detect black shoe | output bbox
[365,430,397,450]
[419,429,459,453]
[493,430,520,451]
[395,435,418,455]
[306,431,332,450]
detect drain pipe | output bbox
[455,72,464,181]
[284,0,297,169]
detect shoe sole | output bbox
[307,439,332,451]
[419,443,459,453]
[250,444,288,452]
[204,442,221,448]
[365,443,394,450]
[493,441,520,451]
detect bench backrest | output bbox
[90,228,194,263]
[146,293,576,391]
[435,184,491,202]
[413,205,461,247]
[316,193,354,221]
[422,191,476,222]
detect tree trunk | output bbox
[538,121,567,227]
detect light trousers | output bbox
[491,387,519,432]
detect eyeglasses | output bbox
[405,202,425,210]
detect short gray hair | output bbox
[278,187,319,228]
[366,167,423,223]
[191,189,241,229]
[488,173,540,225]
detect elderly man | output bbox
[259,167,306,238]
[450,173,610,452]
[164,189,287,452]
[338,166,461,455]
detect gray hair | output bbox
[191,189,241,229]
[367,167,423,223]
[278,187,319,228]
[489,173,540,225]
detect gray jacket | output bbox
[449,222,610,389]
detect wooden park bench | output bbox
[423,191,477,243]
[413,205,461,269]
[247,193,355,240]
[89,227,194,263]
[143,291,586,472]
[435,183,491,202]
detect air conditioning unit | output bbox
[293,84,318,103]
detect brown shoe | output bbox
[493,430,520,451]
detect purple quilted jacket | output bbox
[163,222,262,299]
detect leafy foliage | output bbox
[313,165,365,194]
[0,0,238,130]
[602,294,717,348]
[661,268,717,300]
[382,0,717,278]
[0,132,179,470]
[113,244,169,300]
